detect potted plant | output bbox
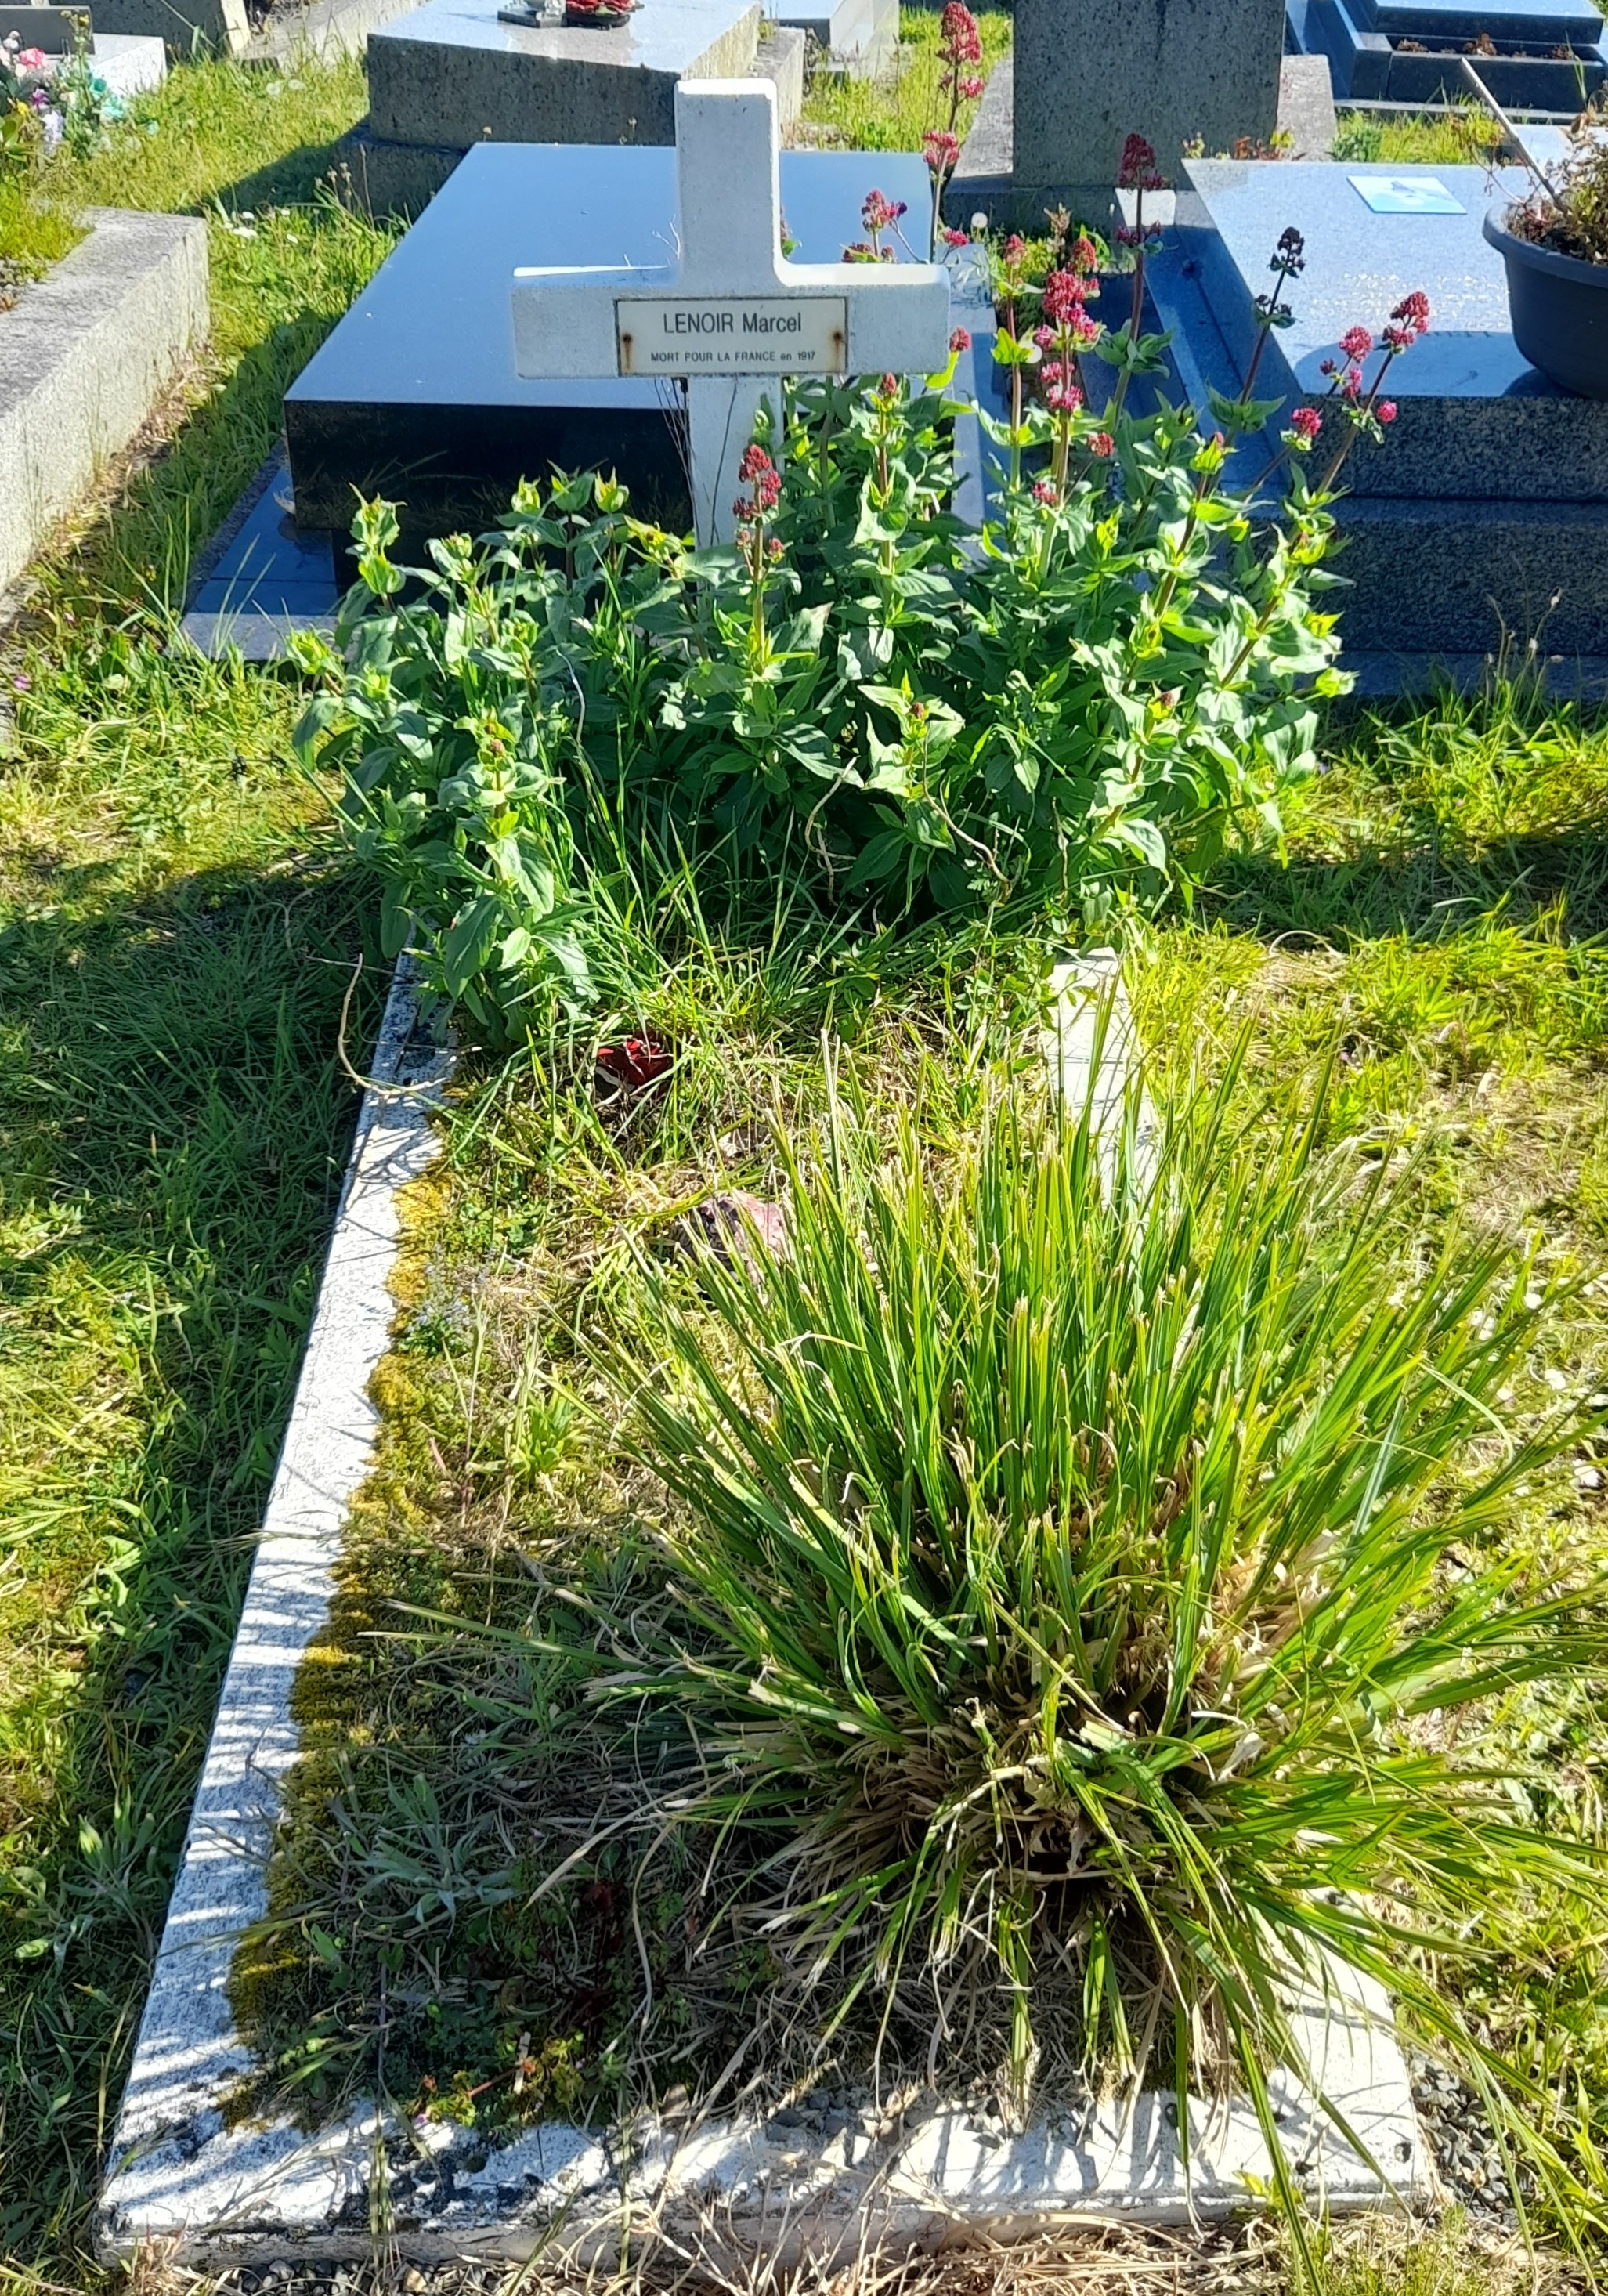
[1484,131,1608,396]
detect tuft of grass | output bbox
[1332,106,1502,165]
[580,1045,1605,2252]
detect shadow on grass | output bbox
[1207,820,1608,949]
[215,134,367,219]
[0,852,385,2267]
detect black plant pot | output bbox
[1483,209,1608,400]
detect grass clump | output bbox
[581,1045,1604,2221]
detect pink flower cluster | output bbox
[862,188,906,233]
[1118,132,1164,192]
[732,442,782,523]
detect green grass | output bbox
[0,51,396,2275]
[797,4,1011,154]
[0,177,83,300]
[1332,104,1503,164]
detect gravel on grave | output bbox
[1410,2057,1516,2225]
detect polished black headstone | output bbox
[285,142,940,539]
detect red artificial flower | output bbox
[597,1036,672,1089]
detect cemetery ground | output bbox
[4,31,1608,2296]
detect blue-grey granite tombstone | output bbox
[1012,0,1285,220]
[1147,158,1608,669]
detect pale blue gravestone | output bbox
[1285,0,1607,110]
[1147,159,1608,684]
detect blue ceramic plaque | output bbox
[1348,175,1466,214]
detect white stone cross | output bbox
[511,78,952,546]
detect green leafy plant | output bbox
[296,303,1355,1029]
[581,1044,1605,2240]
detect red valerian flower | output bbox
[1377,399,1398,423]
[949,326,972,351]
[1388,289,1430,342]
[1033,479,1059,504]
[1071,233,1100,273]
[923,128,961,175]
[942,226,969,246]
[1039,362,1082,412]
[1088,431,1115,457]
[1289,404,1322,439]
[1041,268,1086,325]
[1339,325,1372,360]
[738,443,774,483]
[1319,356,1337,376]
[940,1,983,61]
[1118,132,1162,190]
[880,372,899,396]
[960,73,985,97]
[862,187,907,232]
[1003,232,1025,261]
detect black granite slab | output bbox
[285,141,939,538]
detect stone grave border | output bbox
[97,955,1429,2266]
[0,208,208,605]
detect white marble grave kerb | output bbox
[510,77,951,545]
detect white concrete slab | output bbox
[98,960,452,2259]
[0,207,205,596]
